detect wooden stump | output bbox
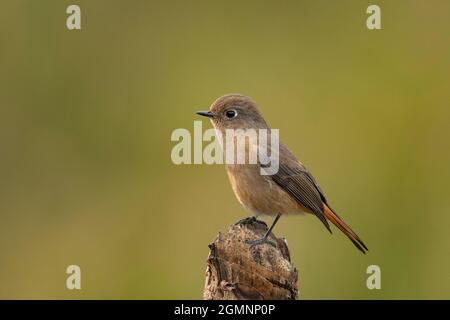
[204,217,298,300]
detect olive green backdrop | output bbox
[1,0,449,299]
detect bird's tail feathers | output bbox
[323,204,368,254]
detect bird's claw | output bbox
[235,216,258,226]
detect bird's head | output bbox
[196,94,268,132]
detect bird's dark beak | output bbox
[196,111,214,118]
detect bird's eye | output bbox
[225,109,238,119]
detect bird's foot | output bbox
[235,216,258,226]
[245,237,276,248]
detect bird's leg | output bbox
[246,213,281,248]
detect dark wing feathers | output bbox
[269,163,332,232]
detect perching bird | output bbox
[196,94,368,254]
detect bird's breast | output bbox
[225,164,308,216]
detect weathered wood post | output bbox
[204,217,298,300]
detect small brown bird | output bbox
[197,94,368,253]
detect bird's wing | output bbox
[259,143,368,253]
[266,161,332,232]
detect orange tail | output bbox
[323,204,368,254]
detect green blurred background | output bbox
[1,0,449,299]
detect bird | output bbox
[196,94,368,254]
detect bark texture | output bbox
[204,217,298,300]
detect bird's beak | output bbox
[196,111,214,118]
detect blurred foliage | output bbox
[0,0,449,299]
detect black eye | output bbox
[225,109,237,119]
